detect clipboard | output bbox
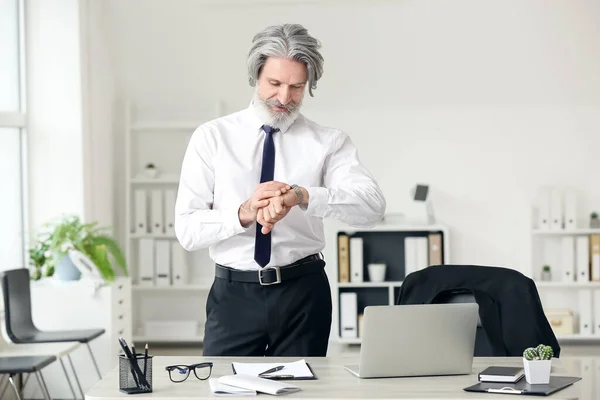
[231,361,318,380]
[464,376,581,396]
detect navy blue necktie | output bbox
[254,125,279,267]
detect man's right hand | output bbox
[238,181,291,227]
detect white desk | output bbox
[85,356,589,399]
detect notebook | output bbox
[478,366,524,383]
[217,375,301,396]
[231,359,316,380]
[464,376,581,396]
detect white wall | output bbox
[99,0,600,273]
[25,0,85,233]
[81,0,117,229]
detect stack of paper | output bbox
[231,359,314,379]
[209,375,300,396]
[208,378,256,396]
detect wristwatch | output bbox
[290,184,303,206]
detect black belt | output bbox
[215,254,324,285]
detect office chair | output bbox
[396,265,560,357]
[0,268,105,384]
[0,355,56,400]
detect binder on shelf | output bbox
[415,237,429,271]
[537,188,551,231]
[338,234,350,283]
[154,240,171,286]
[150,190,164,234]
[549,188,563,231]
[560,237,575,282]
[590,235,600,282]
[578,289,592,335]
[134,189,148,234]
[171,242,188,286]
[138,239,155,286]
[164,189,176,235]
[593,290,600,335]
[340,292,358,338]
[349,237,363,283]
[564,189,577,230]
[404,237,417,278]
[575,236,590,282]
[428,233,442,266]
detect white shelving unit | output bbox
[330,222,450,344]
[531,227,600,343]
[124,102,217,344]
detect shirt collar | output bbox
[248,99,299,134]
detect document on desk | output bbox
[208,378,256,396]
[231,359,315,379]
[218,375,301,396]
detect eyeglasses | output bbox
[165,362,213,383]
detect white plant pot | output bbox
[523,358,551,384]
[144,168,158,178]
[368,263,386,282]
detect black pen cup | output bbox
[119,354,153,394]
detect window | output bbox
[0,0,27,270]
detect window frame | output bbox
[0,0,28,267]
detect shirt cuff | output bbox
[304,187,328,218]
[227,205,251,235]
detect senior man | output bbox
[175,23,386,357]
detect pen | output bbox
[119,338,140,389]
[259,365,285,376]
[261,375,295,380]
[143,343,149,380]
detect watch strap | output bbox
[291,184,303,206]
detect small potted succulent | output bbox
[541,265,552,281]
[523,344,553,384]
[591,212,600,229]
[144,163,158,178]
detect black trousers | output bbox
[203,261,332,357]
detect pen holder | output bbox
[119,354,153,394]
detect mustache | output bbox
[263,98,300,113]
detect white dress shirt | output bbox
[174,103,386,270]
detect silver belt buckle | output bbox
[258,266,281,285]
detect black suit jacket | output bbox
[396,265,560,357]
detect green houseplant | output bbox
[522,344,553,384]
[28,214,127,282]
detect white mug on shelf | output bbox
[368,263,386,282]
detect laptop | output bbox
[344,303,478,378]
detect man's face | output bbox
[256,57,307,119]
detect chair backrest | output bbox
[0,268,37,342]
[432,289,495,356]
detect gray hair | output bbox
[247,24,324,97]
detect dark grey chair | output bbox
[0,355,56,400]
[431,289,494,356]
[0,269,105,382]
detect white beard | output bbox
[251,92,302,130]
